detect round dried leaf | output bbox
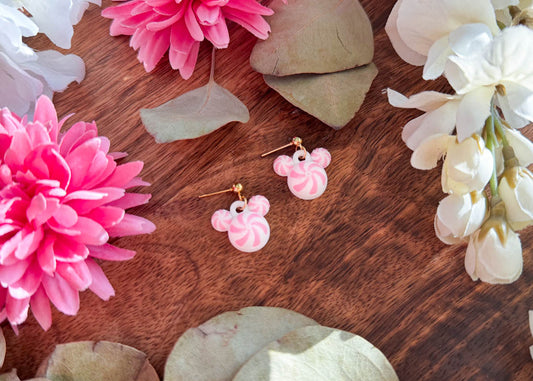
[164,307,317,381]
[233,325,398,381]
[35,341,158,381]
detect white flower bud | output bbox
[442,135,494,194]
[499,166,533,230]
[465,212,523,284]
[435,192,487,244]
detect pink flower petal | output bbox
[65,137,101,190]
[6,295,29,325]
[223,8,271,39]
[85,206,125,228]
[203,15,229,48]
[30,286,52,331]
[0,257,31,287]
[86,258,115,300]
[42,273,80,316]
[33,96,59,141]
[15,226,44,260]
[106,214,156,237]
[66,187,125,214]
[70,217,109,246]
[225,0,274,16]
[88,243,136,261]
[108,193,151,210]
[185,1,205,41]
[9,259,43,299]
[53,237,89,262]
[56,261,92,291]
[37,235,57,275]
[104,161,144,188]
[52,204,79,228]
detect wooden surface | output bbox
[4,1,533,380]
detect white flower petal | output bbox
[0,5,38,61]
[491,0,519,9]
[437,192,486,238]
[423,36,452,80]
[385,0,427,66]
[20,50,85,91]
[396,0,500,56]
[23,0,74,49]
[411,134,454,170]
[403,100,459,150]
[434,214,464,245]
[505,82,533,123]
[0,52,43,116]
[456,86,494,142]
[505,128,533,166]
[449,23,493,57]
[497,92,530,128]
[387,89,457,112]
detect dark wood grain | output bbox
[3,1,533,380]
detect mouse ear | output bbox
[311,148,331,168]
[247,195,270,216]
[273,155,293,176]
[211,209,232,232]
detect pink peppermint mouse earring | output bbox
[199,183,270,253]
[262,137,331,200]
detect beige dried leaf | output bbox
[35,341,158,381]
[264,63,378,129]
[141,81,250,143]
[0,370,20,381]
[164,306,318,381]
[233,325,399,381]
[250,0,374,76]
[0,328,5,368]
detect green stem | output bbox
[484,115,499,202]
[492,111,509,147]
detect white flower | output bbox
[494,127,533,174]
[529,310,533,360]
[385,0,501,79]
[465,216,523,284]
[435,191,487,244]
[410,134,493,194]
[8,0,101,49]
[499,166,533,230]
[445,25,533,129]
[388,88,496,145]
[0,4,85,115]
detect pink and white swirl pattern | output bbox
[311,148,331,168]
[211,209,232,232]
[211,197,270,252]
[228,211,270,253]
[287,161,328,200]
[248,195,270,216]
[274,148,330,200]
[273,155,293,176]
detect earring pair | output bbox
[199,138,331,253]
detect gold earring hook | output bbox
[199,183,247,206]
[261,137,306,157]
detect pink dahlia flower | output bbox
[0,96,155,332]
[102,0,275,79]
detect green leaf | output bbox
[233,325,399,381]
[264,63,378,129]
[164,307,318,381]
[35,341,159,381]
[250,0,374,76]
[141,81,250,143]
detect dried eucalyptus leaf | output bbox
[250,0,374,76]
[0,328,5,368]
[264,63,378,129]
[35,341,159,381]
[164,307,317,381]
[233,325,399,381]
[141,81,250,143]
[0,370,20,381]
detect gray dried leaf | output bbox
[164,306,318,381]
[35,341,159,381]
[141,80,250,143]
[233,325,399,381]
[250,0,374,76]
[264,63,378,129]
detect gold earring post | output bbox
[199,183,244,200]
[261,137,304,157]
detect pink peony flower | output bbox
[0,96,155,332]
[102,0,276,79]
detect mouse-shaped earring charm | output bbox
[262,137,331,200]
[200,184,270,253]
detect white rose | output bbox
[435,192,487,244]
[499,166,533,230]
[465,217,523,284]
[442,135,494,194]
